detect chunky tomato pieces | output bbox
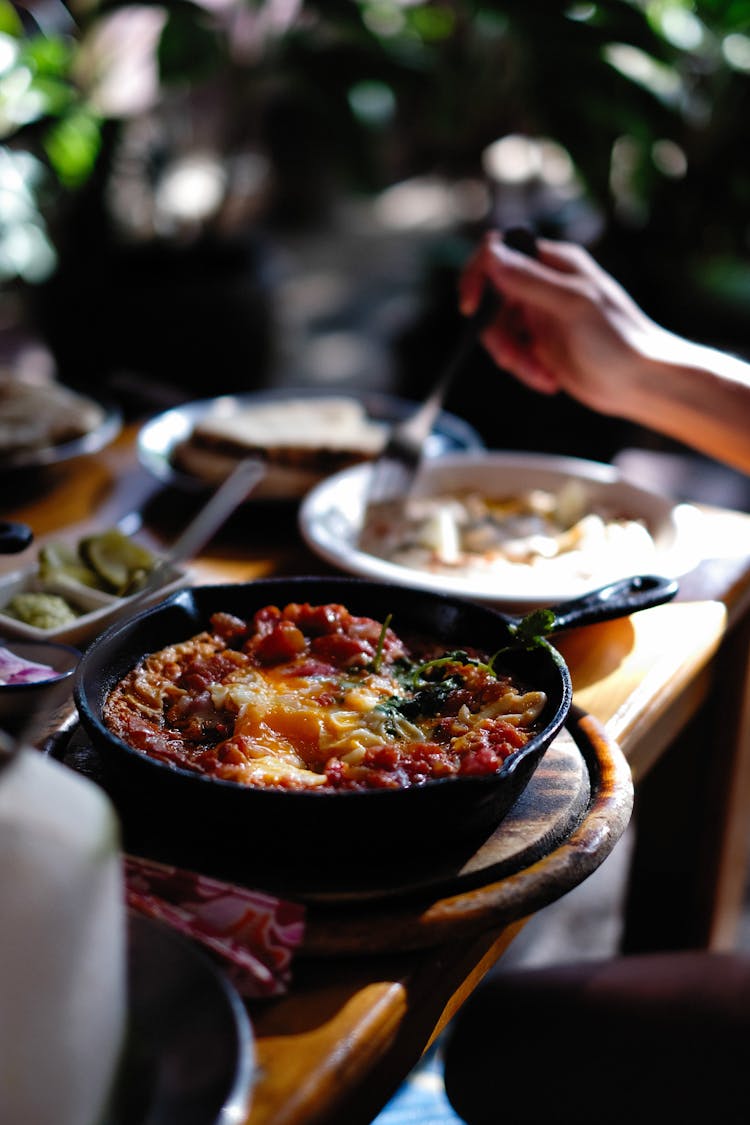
[104,601,546,791]
[239,602,407,670]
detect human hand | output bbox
[459,232,667,418]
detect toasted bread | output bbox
[173,396,386,498]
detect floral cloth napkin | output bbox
[124,855,306,998]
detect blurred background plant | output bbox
[1,0,749,425]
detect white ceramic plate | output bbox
[137,387,484,502]
[0,399,121,473]
[299,451,702,610]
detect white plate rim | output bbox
[298,450,703,610]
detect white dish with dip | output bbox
[299,451,701,610]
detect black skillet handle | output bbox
[543,574,679,634]
[0,520,33,554]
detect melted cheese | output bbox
[210,662,406,785]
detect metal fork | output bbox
[362,227,538,512]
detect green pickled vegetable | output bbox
[37,529,158,596]
[4,592,79,629]
[80,530,156,594]
[38,543,101,589]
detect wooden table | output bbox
[4,424,750,1125]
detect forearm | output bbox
[462,233,750,476]
[614,338,750,475]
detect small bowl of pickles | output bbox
[0,529,189,647]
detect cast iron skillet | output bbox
[73,574,677,873]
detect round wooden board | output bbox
[294,723,591,907]
[47,721,586,906]
[46,706,632,957]
[299,708,633,955]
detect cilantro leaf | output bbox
[511,609,556,646]
[489,608,557,668]
[371,613,393,674]
[409,650,493,685]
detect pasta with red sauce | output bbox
[103,601,547,791]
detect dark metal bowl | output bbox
[73,574,676,875]
[0,639,80,725]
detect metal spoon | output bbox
[116,457,266,615]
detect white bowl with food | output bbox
[298,451,701,610]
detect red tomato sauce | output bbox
[103,602,547,791]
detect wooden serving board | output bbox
[299,707,633,954]
[46,705,633,955]
[299,725,590,907]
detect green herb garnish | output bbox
[371,613,392,674]
[409,649,492,685]
[373,607,557,723]
[488,609,557,668]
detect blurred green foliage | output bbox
[1,0,748,343]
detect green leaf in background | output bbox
[24,72,73,117]
[408,5,457,41]
[691,256,750,310]
[43,107,101,186]
[22,33,73,77]
[0,0,746,352]
[0,1,22,38]
[0,28,75,137]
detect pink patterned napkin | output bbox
[124,855,306,998]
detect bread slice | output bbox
[173,395,386,499]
